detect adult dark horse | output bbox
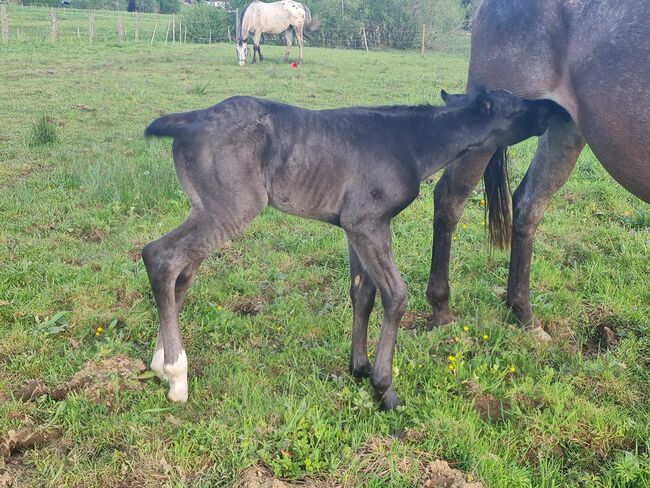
[426,0,650,338]
[143,90,555,409]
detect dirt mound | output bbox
[421,459,483,488]
[16,355,147,408]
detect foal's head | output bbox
[441,88,561,147]
[236,39,248,67]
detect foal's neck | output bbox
[411,108,495,180]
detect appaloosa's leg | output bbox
[507,117,585,331]
[347,240,377,379]
[295,27,304,63]
[426,148,495,328]
[346,220,406,411]
[283,29,293,62]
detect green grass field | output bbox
[1,15,649,487]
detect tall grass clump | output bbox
[28,115,59,146]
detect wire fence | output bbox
[2,4,470,54]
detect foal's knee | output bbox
[384,281,407,319]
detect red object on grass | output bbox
[290,62,298,68]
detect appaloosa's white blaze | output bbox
[164,350,188,402]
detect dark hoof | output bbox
[350,362,371,380]
[378,388,402,411]
[425,309,454,330]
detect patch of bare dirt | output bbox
[238,464,337,488]
[230,296,268,317]
[113,287,143,311]
[15,355,147,408]
[80,227,105,243]
[472,394,511,423]
[45,117,65,128]
[582,305,623,355]
[420,459,483,488]
[401,311,428,330]
[127,247,142,263]
[1,426,65,487]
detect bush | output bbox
[159,0,179,15]
[181,4,231,43]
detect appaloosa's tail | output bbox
[483,146,512,250]
[144,112,200,140]
[303,4,320,32]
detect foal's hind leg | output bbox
[347,240,377,379]
[506,117,584,332]
[143,193,266,401]
[345,220,406,411]
[426,148,494,328]
[150,259,204,380]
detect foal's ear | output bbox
[440,89,450,103]
[476,93,493,115]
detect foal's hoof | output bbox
[378,388,402,411]
[350,362,372,380]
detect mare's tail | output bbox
[483,146,512,250]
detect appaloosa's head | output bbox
[441,88,562,147]
[236,39,248,67]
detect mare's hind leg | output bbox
[295,28,304,63]
[345,220,406,411]
[347,240,377,379]
[507,117,585,332]
[283,29,293,62]
[426,148,494,328]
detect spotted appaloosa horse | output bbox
[236,0,319,67]
[426,0,650,339]
[143,90,556,409]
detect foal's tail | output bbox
[303,4,321,32]
[144,112,200,140]
[483,146,512,250]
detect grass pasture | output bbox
[1,26,650,488]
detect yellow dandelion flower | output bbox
[216,305,223,310]
[447,364,455,370]
[509,366,516,373]
[483,334,489,340]
[452,234,457,241]
[463,326,469,332]
[96,326,103,333]
[480,198,486,206]
[418,364,423,369]
[462,223,468,230]
[481,220,486,226]
[275,326,281,332]
[95,332,100,336]
[447,355,455,362]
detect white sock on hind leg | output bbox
[164,350,188,403]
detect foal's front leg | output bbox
[347,240,376,379]
[346,220,406,411]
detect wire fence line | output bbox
[2,4,470,54]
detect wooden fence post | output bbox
[184,25,186,43]
[134,12,140,42]
[88,11,95,45]
[226,26,230,42]
[172,14,175,44]
[421,24,426,54]
[361,26,369,53]
[77,26,80,39]
[178,18,182,43]
[150,22,157,44]
[209,27,211,45]
[117,19,124,42]
[165,20,170,44]
[49,9,57,43]
[1,2,8,45]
